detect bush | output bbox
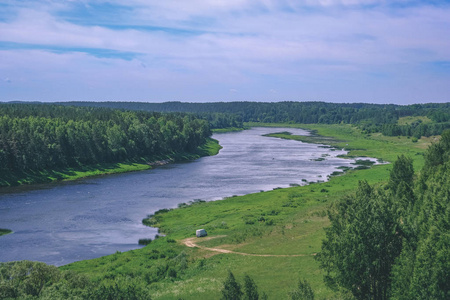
[289,278,315,300]
[138,238,152,245]
[221,271,243,300]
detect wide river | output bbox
[0,128,362,266]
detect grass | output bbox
[0,138,221,188]
[62,124,432,299]
[397,116,432,125]
[212,127,247,133]
[0,228,12,237]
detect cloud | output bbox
[0,0,449,102]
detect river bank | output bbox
[0,138,222,189]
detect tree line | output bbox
[0,104,211,173]
[317,131,450,299]
[55,100,450,137]
[379,121,450,138]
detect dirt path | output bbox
[181,235,309,257]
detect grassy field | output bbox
[0,138,221,188]
[212,127,247,133]
[63,124,432,299]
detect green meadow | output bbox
[62,124,432,299]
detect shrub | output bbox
[138,238,152,245]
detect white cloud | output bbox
[0,0,449,102]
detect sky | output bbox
[0,0,449,104]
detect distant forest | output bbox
[3,100,450,176]
[56,101,450,138]
[0,104,210,174]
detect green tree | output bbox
[391,140,450,299]
[388,155,414,195]
[243,274,259,300]
[316,181,403,300]
[0,261,60,298]
[221,271,243,300]
[289,278,315,300]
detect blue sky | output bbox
[0,0,449,104]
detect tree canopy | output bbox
[0,103,211,174]
[318,133,450,299]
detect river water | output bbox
[0,128,362,266]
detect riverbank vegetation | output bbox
[0,229,12,236]
[0,104,213,187]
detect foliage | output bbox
[289,279,315,300]
[388,154,414,190]
[316,131,448,299]
[243,274,259,300]
[0,229,12,236]
[0,103,211,185]
[58,101,450,138]
[316,181,403,300]
[0,261,89,299]
[391,131,450,300]
[221,271,243,300]
[88,278,152,300]
[380,121,450,139]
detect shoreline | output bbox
[142,128,383,232]
[0,138,222,190]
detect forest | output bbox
[0,103,211,175]
[56,101,450,138]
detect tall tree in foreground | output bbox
[316,181,403,300]
[388,155,414,194]
[391,131,450,300]
[221,271,243,300]
[243,274,259,300]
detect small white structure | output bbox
[196,229,207,237]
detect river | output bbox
[0,127,364,266]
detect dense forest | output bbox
[0,104,211,174]
[56,101,450,137]
[317,132,450,299]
